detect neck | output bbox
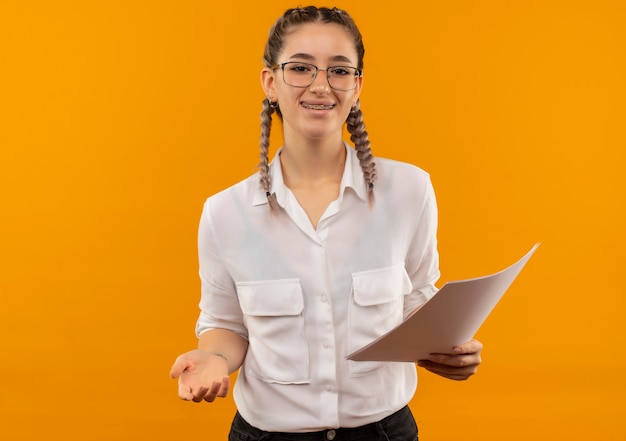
[279,135,346,188]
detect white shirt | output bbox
[195,143,440,432]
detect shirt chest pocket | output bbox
[348,264,413,377]
[237,279,310,384]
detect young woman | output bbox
[170,6,482,440]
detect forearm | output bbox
[197,328,248,374]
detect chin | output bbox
[301,122,345,140]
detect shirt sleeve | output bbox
[403,175,440,318]
[195,198,248,339]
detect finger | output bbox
[418,359,475,372]
[177,379,194,401]
[216,376,230,398]
[192,385,209,403]
[452,339,483,355]
[417,360,478,381]
[203,380,224,403]
[427,352,481,368]
[422,366,474,381]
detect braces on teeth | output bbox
[303,103,335,110]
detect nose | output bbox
[309,68,330,93]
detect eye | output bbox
[329,67,353,76]
[288,63,314,73]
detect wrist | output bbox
[204,352,229,369]
[209,352,228,363]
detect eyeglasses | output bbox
[271,62,362,91]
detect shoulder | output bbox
[202,172,261,214]
[375,156,434,195]
[372,156,438,227]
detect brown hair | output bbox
[258,6,376,209]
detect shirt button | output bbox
[326,429,336,440]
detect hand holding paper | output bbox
[417,338,483,380]
[346,243,540,362]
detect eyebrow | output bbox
[288,53,354,64]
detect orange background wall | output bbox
[1,1,624,440]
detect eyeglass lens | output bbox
[281,62,359,90]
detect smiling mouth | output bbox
[301,103,335,110]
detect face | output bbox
[261,22,363,142]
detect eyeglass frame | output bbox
[271,62,363,91]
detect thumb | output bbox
[169,355,190,379]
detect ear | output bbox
[353,74,363,104]
[261,67,277,98]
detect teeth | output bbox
[302,103,334,110]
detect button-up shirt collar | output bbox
[251,142,368,209]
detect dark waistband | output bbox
[232,405,411,440]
